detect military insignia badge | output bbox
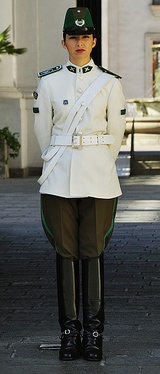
[63,100,69,105]
[33,107,39,113]
[33,91,38,100]
[99,66,122,79]
[75,19,85,27]
[82,66,93,73]
[37,65,62,78]
[66,66,76,73]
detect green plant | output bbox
[0,25,27,55]
[0,24,25,178]
[0,127,21,171]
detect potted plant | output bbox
[0,127,21,178]
[0,26,26,177]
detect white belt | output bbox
[50,133,115,150]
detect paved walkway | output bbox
[0,175,160,374]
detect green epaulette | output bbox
[98,66,122,79]
[37,65,63,78]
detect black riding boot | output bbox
[56,253,82,360]
[82,253,104,361]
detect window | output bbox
[152,42,160,97]
[152,0,160,4]
[146,34,160,98]
[150,1,160,16]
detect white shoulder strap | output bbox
[38,73,114,185]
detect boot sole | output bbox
[83,356,102,361]
[59,355,81,361]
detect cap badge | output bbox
[75,19,85,27]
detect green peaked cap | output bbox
[63,7,95,35]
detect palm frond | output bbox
[0,25,11,41]
[0,25,27,55]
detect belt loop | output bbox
[50,134,55,146]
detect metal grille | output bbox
[77,0,101,65]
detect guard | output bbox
[33,7,126,361]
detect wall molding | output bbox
[150,5,160,17]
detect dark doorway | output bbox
[77,0,101,65]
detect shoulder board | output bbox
[98,66,122,79]
[37,65,63,78]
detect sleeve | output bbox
[33,78,53,153]
[107,78,126,161]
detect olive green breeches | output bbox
[41,194,118,260]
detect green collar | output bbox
[66,65,93,74]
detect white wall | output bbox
[0,0,159,172]
[108,0,160,99]
[13,0,76,90]
[0,0,76,170]
[0,0,14,87]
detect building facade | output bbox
[0,0,160,174]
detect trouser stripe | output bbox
[101,197,117,253]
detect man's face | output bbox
[61,34,97,66]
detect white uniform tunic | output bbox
[34,59,126,198]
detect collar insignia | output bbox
[82,66,93,73]
[67,65,93,74]
[67,66,77,73]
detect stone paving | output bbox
[0,175,160,374]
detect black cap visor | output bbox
[63,27,95,36]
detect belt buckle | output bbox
[72,132,82,149]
